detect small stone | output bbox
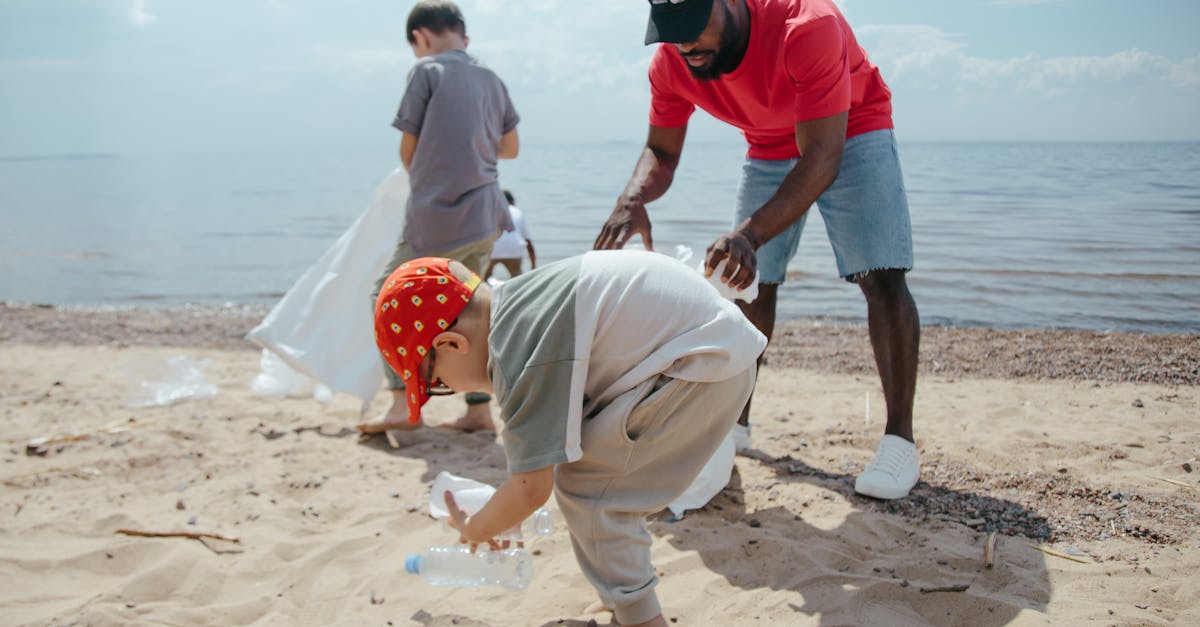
[176,500,186,510]
[1183,462,1193,473]
[1132,399,1144,408]
[748,518,761,528]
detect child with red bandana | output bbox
[374,250,764,627]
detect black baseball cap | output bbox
[645,0,715,45]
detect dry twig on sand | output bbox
[26,419,156,454]
[1025,542,1090,564]
[1153,476,1198,491]
[116,529,241,544]
[919,584,971,594]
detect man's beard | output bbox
[685,7,742,81]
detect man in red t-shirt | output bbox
[594,0,921,501]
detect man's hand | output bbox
[594,195,654,251]
[704,228,760,291]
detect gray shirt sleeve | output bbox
[393,63,437,136]
[500,82,519,135]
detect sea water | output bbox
[1,141,1197,333]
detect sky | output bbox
[1,0,1198,156]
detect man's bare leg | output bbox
[854,269,921,500]
[857,269,919,442]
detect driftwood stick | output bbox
[919,584,971,594]
[116,529,241,544]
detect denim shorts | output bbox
[734,129,913,283]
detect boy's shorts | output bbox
[733,129,914,284]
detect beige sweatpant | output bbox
[554,367,757,625]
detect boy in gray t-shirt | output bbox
[374,251,765,626]
[361,0,520,438]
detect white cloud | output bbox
[858,24,1199,96]
[1164,54,1200,88]
[130,0,157,27]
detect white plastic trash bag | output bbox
[246,167,410,408]
[668,428,736,517]
[250,349,332,402]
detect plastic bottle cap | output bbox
[404,554,421,574]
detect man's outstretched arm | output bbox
[593,124,687,251]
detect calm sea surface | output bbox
[1,141,1197,333]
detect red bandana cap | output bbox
[374,257,482,423]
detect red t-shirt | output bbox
[649,0,892,160]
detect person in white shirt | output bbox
[486,190,537,279]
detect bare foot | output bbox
[356,391,422,434]
[434,402,496,432]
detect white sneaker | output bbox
[854,434,919,500]
[732,423,752,453]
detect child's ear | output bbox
[412,28,430,50]
[431,331,470,354]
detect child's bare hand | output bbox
[443,490,503,552]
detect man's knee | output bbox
[856,268,910,301]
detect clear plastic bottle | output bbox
[404,546,534,591]
[429,471,555,542]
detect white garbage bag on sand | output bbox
[668,427,736,518]
[250,348,333,402]
[246,167,409,409]
[663,246,754,517]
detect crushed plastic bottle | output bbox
[699,258,759,302]
[405,545,533,590]
[128,355,218,407]
[429,471,554,542]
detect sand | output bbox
[1,305,1198,626]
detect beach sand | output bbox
[1,304,1197,626]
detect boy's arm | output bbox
[445,465,553,546]
[399,131,419,170]
[498,128,519,160]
